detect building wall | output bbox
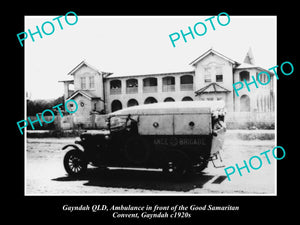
[71,95,93,125]
[233,68,275,112]
[64,52,275,116]
[73,64,104,100]
[103,53,241,114]
[193,53,234,112]
[105,73,195,113]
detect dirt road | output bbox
[26,137,276,195]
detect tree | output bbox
[27,96,64,116]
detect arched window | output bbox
[182,96,193,101]
[111,100,122,112]
[164,97,175,102]
[240,95,250,112]
[162,76,175,92]
[240,71,250,82]
[126,79,138,93]
[180,75,193,90]
[143,77,157,93]
[127,99,139,107]
[144,97,158,104]
[110,80,122,94]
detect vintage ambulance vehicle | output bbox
[62,101,226,177]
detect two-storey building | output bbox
[59,48,275,123]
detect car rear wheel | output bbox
[63,149,87,176]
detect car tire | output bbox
[63,149,87,176]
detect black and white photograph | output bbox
[23,15,277,195]
[14,7,298,222]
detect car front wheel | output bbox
[63,149,87,176]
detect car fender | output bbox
[62,144,84,152]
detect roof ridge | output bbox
[189,49,238,66]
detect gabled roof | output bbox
[67,60,113,76]
[195,82,230,96]
[66,90,101,101]
[68,60,98,75]
[189,48,237,66]
[235,62,274,75]
[235,62,265,70]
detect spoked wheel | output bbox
[63,149,87,176]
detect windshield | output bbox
[108,115,139,132]
[109,115,128,130]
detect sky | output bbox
[24,15,276,100]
